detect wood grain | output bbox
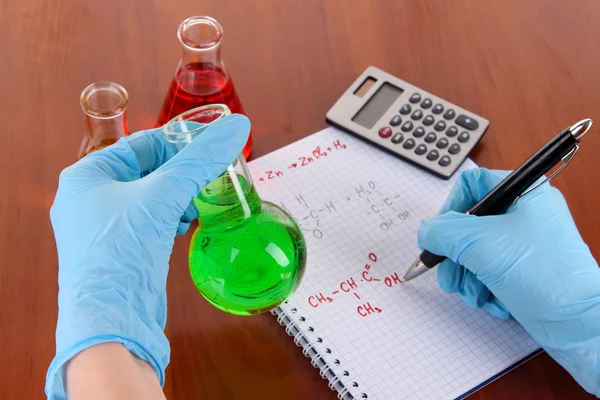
[1,0,599,398]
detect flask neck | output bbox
[83,112,129,140]
[177,16,228,75]
[195,159,261,231]
[161,105,256,231]
[78,82,130,159]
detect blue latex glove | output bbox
[418,168,600,396]
[46,115,251,399]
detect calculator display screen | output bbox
[352,82,403,129]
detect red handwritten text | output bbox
[340,277,358,292]
[357,302,383,317]
[266,170,283,180]
[384,272,402,287]
[308,292,333,308]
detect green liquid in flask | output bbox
[189,175,307,315]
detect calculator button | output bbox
[403,138,416,149]
[409,93,422,103]
[436,138,449,149]
[424,132,437,143]
[432,104,444,114]
[456,114,479,130]
[423,115,435,126]
[434,120,446,131]
[446,126,458,137]
[439,155,452,167]
[427,150,440,161]
[458,131,470,142]
[413,127,425,138]
[443,109,456,120]
[401,121,414,132]
[378,126,393,138]
[389,115,402,126]
[399,104,412,115]
[415,144,427,155]
[448,143,461,154]
[411,109,423,120]
[391,132,404,144]
[421,98,433,109]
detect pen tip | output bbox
[402,258,428,282]
[570,119,593,140]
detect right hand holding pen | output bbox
[418,168,600,396]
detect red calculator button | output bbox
[378,126,393,138]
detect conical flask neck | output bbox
[177,16,226,71]
[78,81,130,158]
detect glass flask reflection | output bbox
[162,105,306,315]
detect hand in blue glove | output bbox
[418,168,600,396]
[46,115,251,399]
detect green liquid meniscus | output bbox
[189,175,307,315]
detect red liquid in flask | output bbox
[157,62,252,158]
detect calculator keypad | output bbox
[409,93,421,103]
[432,104,444,114]
[413,127,425,138]
[458,131,470,142]
[456,115,479,130]
[403,138,416,149]
[439,155,452,166]
[390,115,402,126]
[448,143,461,154]
[434,121,446,131]
[391,132,404,144]
[415,144,427,155]
[446,126,458,137]
[427,150,440,161]
[443,109,456,120]
[401,121,414,132]
[411,110,423,120]
[374,91,483,177]
[436,138,449,149]
[379,126,393,138]
[424,132,437,143]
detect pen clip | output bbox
[513,144,579,204]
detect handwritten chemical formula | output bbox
[289,194,337,240]
[280,180,413,240]
[255,135,413,237]
[253,134,416,317]
[307,252,403,317]
[257,139,348,183]
[353,181,412,232]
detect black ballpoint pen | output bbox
[402,118,593,282]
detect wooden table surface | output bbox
[1,0,599,398]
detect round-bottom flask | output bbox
[162,105,306,315]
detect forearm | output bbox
[67,343,166,400]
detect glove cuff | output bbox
[45,334,165,400]
[46,278,170,399]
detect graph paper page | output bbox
[249,127,539,400]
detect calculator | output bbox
[326,66,489,179]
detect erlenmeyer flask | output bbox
[157,16,252,159]
[78,81,130,159]
[162,105,306,315]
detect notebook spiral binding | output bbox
[272,305,368,400]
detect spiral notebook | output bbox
[248,127,540,400]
